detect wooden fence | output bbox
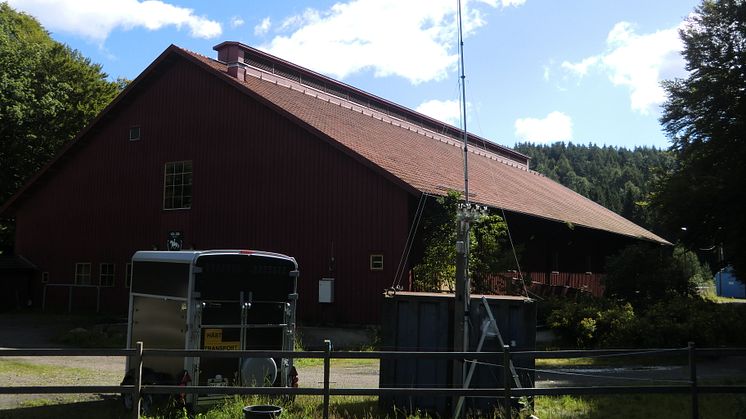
[477,271,606,298]
[1,343,745,419]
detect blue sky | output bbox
[9,0,700,149]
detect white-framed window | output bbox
[163,161,192,210]
[99,263,115,287]
[125,263,132,288]
[75,263,92,285]
[370,254,384,271]
[41,272,49,284]
[128,126,141,141]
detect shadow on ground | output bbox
[0,398,129,419]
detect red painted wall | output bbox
[15,57,411,324]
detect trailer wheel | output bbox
[122,392,133,410]
[122,393,153,415]
[121,367,158,414]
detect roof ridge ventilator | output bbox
[212,41,530,169]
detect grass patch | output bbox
[0,359,94,380]
[142,391,746,418]
[18,399,57,408]
[0,399,129,419]
[144,395,508,419]
[710,295,746,304]
[54,328,125,348]
[16,396,96,408]
[535,354,687,368]
[534,393,746,419]
[2,392,745,419]
[536,357,598,367]
[534,395,594,418]
[294,358,379,368]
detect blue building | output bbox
[715,266,746,299]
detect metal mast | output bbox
[453,0,472,410]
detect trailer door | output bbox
[194,254,296,387]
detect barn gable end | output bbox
[10,52,411,323]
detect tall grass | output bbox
[142,393,746,419]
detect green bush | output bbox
[547,295,746,348]
[547,297,637,348]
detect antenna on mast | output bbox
[458,0,469,203]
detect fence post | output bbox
[323,339,332,419]
[133,341,143,419]
[503,344,511,419]
[689,342,699,419]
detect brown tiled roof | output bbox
[181,47,668,244]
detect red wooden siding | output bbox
[15,57,411,324]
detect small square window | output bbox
[99,263,115,287]
[75,263,92,285]
[125,263,133,288]
[370,254,384,271]
[129,126,141,141]
[41,272,49,284]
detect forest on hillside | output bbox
[513,142,675,234]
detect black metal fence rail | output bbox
[1,343,745,419]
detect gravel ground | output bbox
[296,362,380,389]
[0,313,126,409]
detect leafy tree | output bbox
[604,243,709,307]
[412,191,518,292]
[412,192,460,291]
[0,4,121,248]
[656,0,746,278]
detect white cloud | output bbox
[261,0,524,84]
[230,16,245,29]
[500,0,526,6]
[477,0,526,6]
[254,17,271,36]
[561,21,685,115]
[278,9,321,32]
[7,0,221,44]
[514,111,573,142]
[415,99,466,126]
[560,56,599,77]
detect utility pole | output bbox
[452,0,469,394]
[452,0,480,415]
[453,202,486,417]
[453,209,469,397]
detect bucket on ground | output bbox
[243,404,283,418]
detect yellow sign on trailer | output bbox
[203,328,241,350]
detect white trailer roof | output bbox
[132,250,297,268]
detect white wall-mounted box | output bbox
[319,278,334,303]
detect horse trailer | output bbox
[121,249,299,410]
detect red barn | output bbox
[0,42,668,325]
